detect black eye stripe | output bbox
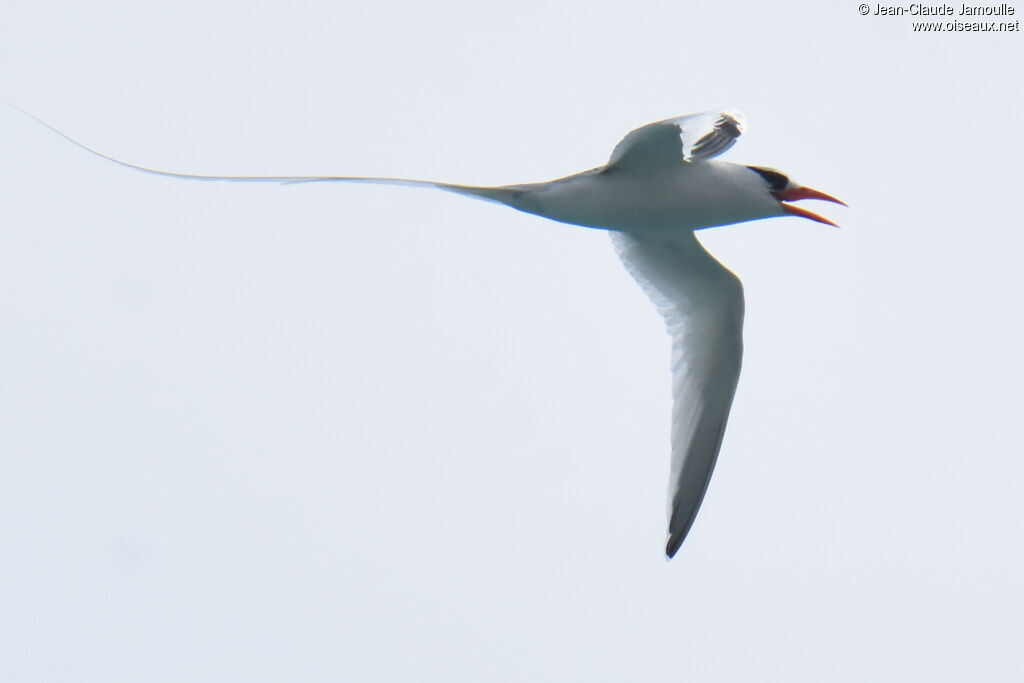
[747,166,788,192]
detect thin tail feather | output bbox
[9,103,524,206]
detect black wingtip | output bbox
[665,534,684,560]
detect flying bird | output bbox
[21,109,845,558]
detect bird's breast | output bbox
[508,162,779,232]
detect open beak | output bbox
[775,185,847,228]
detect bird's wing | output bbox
[606,111,746,171]
[611,230,744,558]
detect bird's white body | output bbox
[19,108,844,559]
[506,160,785,232]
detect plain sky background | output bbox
[2,1,1022,681]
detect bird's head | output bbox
[746,166,847,227]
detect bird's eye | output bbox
[747,166,788,193]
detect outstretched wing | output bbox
[611,230,745,558]
[606,111,745,172]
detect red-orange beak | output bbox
[775,185,847,228]
[778,186,847,206]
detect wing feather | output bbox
[611,230,744,558]
[606,111,746,172]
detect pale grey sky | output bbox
[2,1,1022,681]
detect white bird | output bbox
[21,109,845,558]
